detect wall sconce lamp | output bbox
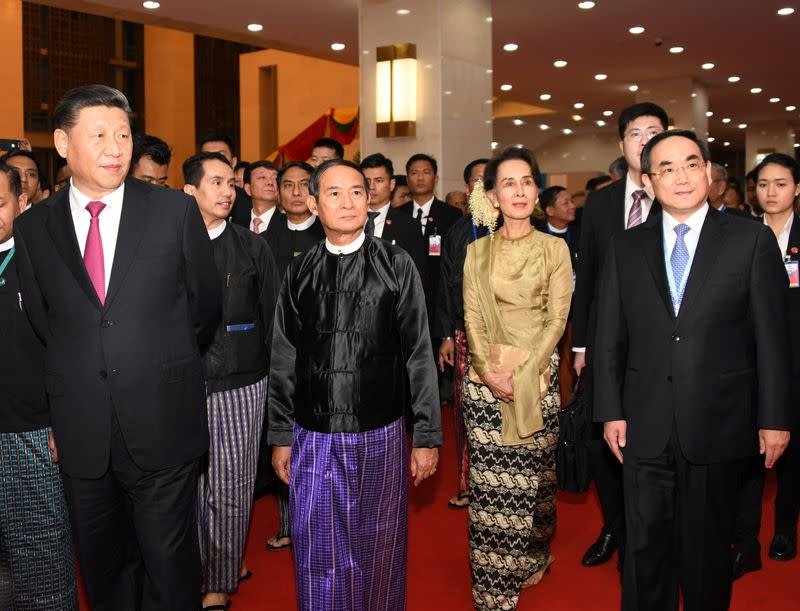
[376,43,417,137]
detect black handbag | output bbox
[556,375,590,493]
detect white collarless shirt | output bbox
[208,222,227,240]
[0,237,14,252]
[623,173,654,229]
[325,231,365,255]
[69,179,125,291]
[287,216,316,231]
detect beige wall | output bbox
[0,0,24,139]
[144,25,195,188]
[534,131,621,174]
[239,49,360,163]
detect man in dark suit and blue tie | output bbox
[595,130,791,611]
[13,85,221,611]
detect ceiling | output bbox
[41,0,800,152]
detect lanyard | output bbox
[470,219,488,242]
[0,247,14,279]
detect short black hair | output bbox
[234,161,250,173]
[483,146,542,191]
[0,150,41,175]
[132,133,171,167]
[53,84,132,132]
[312,137,344,159]
[608,156,628,178]
[391,175,407,199]
[405,153,438,175]
[539,185,567,210]
[463,158,489,185]
[360,152,394,177]
[182,151,230,187]
[309,159,368,199]
[277,161,314,188]
[746,168,758,182]
[585,175,612,192]
[198,132,236,156]
[0,162,22,199]
[754,152,800,184]
[244,160,278,184]
[640,129,709,176]
[617,102,669,140]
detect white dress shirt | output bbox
[287,215,317,231]
[764,213,794,256]
[623,173,654,228]
[250,207,277,233]
[208,221,227,241]
[370,203,391,239]
[0,236,13,252]
[325,231,365,255]
[69,179,125,292]
[413,197,435,233]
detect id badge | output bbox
[429,234,441,256]
[572,270,576,293]
[785,260,799,288]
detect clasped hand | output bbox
[482,371,514,402]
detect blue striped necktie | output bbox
[671,223,691,307]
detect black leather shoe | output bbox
[582,532,617,567]
[769,534,798,561]
[732,548,762,580]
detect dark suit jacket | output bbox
[573,179,660,351]
[594,207,791,463]
[229,186,253,228]
[262,215,326,279]
[396,198,461,330]
[13,178,221,477]
[380,206,426,279]
[783,214,800,430]
[533,219,581,270]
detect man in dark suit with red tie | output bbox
[595,130,791,611]
[13,85,221,611]
[571,102,668,570]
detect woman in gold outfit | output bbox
[462,146,572,610]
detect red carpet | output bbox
[80,405,800,609]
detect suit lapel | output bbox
[786,213,800,258]
[639,211,674,318]
[104,179,151,310]
[675,208,726,324]
[45,188,103,309]
[382,208,397,243]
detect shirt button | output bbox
[101,320,114,328]
[672,335,681,342]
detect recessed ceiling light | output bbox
[562,128,573,135]
[142,0,160,8]
[503,43,519,52]
[603,110,613,116]
[500,84,513,91]
[574,102,585,109]
[770,97,781,103]
[515,143,524,149]
[485,69,493,74]
[443,90,452,96]
[594,73,608,80]
[596,120,606,127]
[723,141,731,147]
[572,114,583,121]
[578,1,596,8]
[247,23,263,32]
[396,8,411,15]
[485,16,493,22]
[485,120,492,125]
[795,143,800,148]
[738,123,748,129]
[629,26,645,34]
[722,117,731,123]
[491,141,499,149]
[669,46,684,54]
[706,111,714,117]
[512,119,525,126]
[628,84,639,92]
[750,87,763,94]
[701,62,715,70]
[787,105,797,111]
[330,42,345,51]
[728,75,741,83]
[778,7,795,15]
[708,137,715,143]
[539,124,550,130]
[553,60,568,68]
[539,93,552,101]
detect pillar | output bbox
[143,25,195,188]
[637,77,708,139]
[359,0,492,195]
[745,121,795,171]
[0,0,24,139]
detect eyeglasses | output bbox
[624,129,662,142]
[648,161,705,180]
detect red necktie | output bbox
[253,217,263,234]
[84,200,107,303]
